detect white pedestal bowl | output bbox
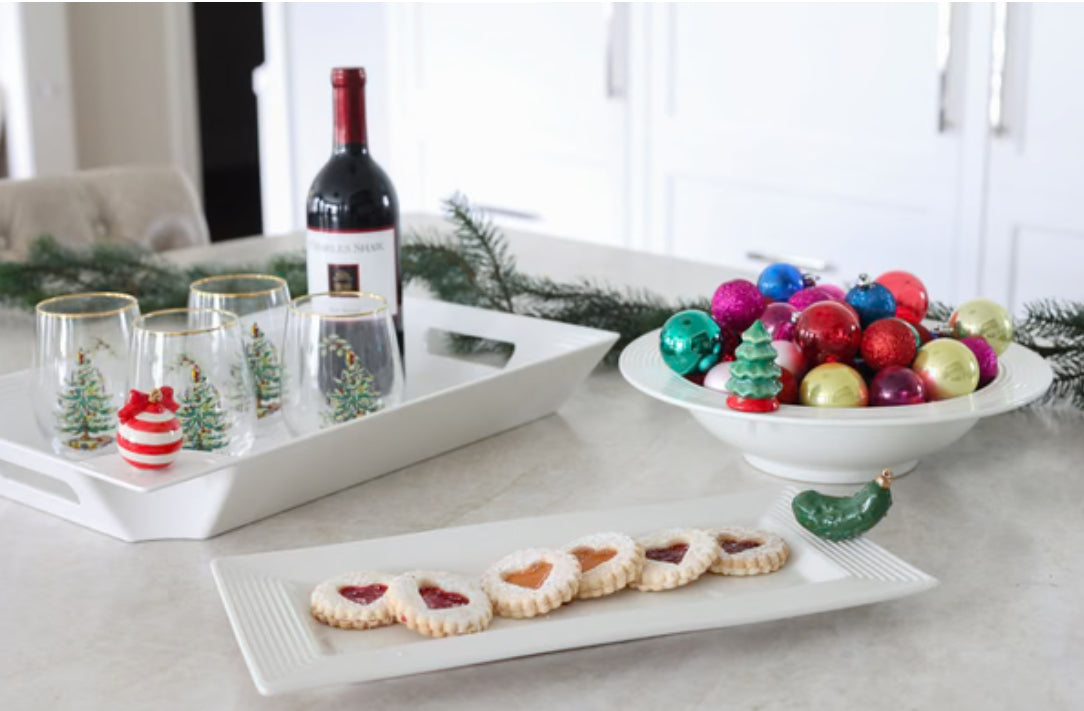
[619,330,1053,484]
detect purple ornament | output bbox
[711,279,765,333]
[960,336,999,386]
[761,302,798,341]
[818,283,847,301]
[789,286,833,311]
[869,366,927,406]
[703,361,733,393]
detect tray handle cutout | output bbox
[425,329,515,369]
[0,459,81,507]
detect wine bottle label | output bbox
[306,227,399,316]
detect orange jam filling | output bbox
[570,546,618,573]
[502,560,553,589]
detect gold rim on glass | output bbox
[134,307,240,336]
[189,273,289,298]
[35,292,139,320]
[288,292,389,320]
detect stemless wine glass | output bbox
[188,274,290,422]
[128,308,256,456]
[282,292,403,436]
[33,293,140,458]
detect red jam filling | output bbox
[720,540,761,555]
[338,583,387,605]
[419,586,470,609]
[645,543,689,565]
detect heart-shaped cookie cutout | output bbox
[719,538,762,555]
[570,546,617,573]
[502,560,553,589]
[419,586,470,609]
[338,583,387,605]
[645,543,689,565]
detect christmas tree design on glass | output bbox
[726,320,782,413]
[321,334,383,426]
[245,322,282,418]
[174,355,231,451]
[55,347,117,451]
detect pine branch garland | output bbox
[2,197,1084,407]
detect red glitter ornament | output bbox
[795,301,862,366]
[860,318,918,371]
[875,270,929,325]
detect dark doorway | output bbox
[193,3,264,241]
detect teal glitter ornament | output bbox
[660,309,722,376]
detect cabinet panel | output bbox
[403,3,625,244]
[1009,227,1084,307]
[672,3,940,142]
[649,3,967,301]
[982,3,1084,309]
[671,176,953,291]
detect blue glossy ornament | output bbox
[845,274,897,328]
[757,263,805,302]
[659,309,722,376]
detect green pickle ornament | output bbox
[791,469,894,541]
[659,309,721,376]
[726,320,782,413]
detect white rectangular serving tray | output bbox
[0,297,617,541]
[212,487,937,696]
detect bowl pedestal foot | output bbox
[743,455,918,485]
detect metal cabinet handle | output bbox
[745,250,833,273]
[474,204,540,221]
[989,2,1010,136]
[606,3,629,99]
[936,2,955,132]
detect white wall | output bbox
[0,2,77,178]
[257,2,393,235]
[66,2,200,189]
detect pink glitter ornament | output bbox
[818,283,847,301]
[711,279,765,333]
[789,286,833,311]
[960,336,999,386]
[761,302,798,341]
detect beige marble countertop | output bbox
[1,217,1081,710]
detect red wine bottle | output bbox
[306,67,403,358]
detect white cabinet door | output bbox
[981,3,1084,311]
[643,3,974,298]
[389,3,627,246]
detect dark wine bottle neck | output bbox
[332,84,368,153]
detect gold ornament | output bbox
[912,339,979,400]
[799,363,868,407]
[948,298,1014,355]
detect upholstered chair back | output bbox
[0,165,210,257]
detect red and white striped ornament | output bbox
[117,387,182,470]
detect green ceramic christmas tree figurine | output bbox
[726,320,782,413]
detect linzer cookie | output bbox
[707,527,789,576]
[310,571,395,630]
[387,570,493,637]
[481,548,581,618]
[630,528,716,592]
[562,532,644,599]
